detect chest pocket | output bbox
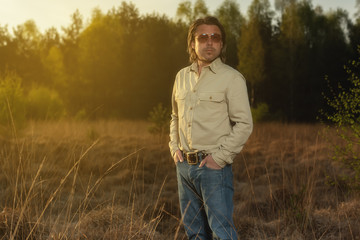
[197,92,227,120]
[175,91,187,118]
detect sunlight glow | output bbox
[0,0,355,32]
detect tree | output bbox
[62,9,83,46]
[238,20,265,107]
[176,0,209,24]
[77,8,125,117]
[131,14,188,117]
[356,0,360,19]
[193,0,209,19]
[237,0,273,107]
[0,25,14,74]
[41,27,61,53]
[13,20,41,55]
[0,25,10,47]
[0,0,356,122]
[61,9,83,77]
[275,0,306,120]
[349,0,360,57]
[42,45,66,90]
[12,20,45,87]
[215,0,245,68]
[0,71,26,131]
[274,0,295,13]
[273,1,350,121]
[39,27,66,91]
[63,2,188,118]
[60,10,84,114]
[177,1,192,23]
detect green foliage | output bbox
[0,71,26,131]
[251,102,270,123]
[42,46,66,89]
[27,87,66,119]
[13,20,41,55]
[176,0,209,23]
[74,109,88,120]
[77,9,125,116]
[0,72,25,136]
[147,103,170,137]
[0,0,357,121]
[215,0,244,68]
[320,49,360,190]
[238,0,273,106]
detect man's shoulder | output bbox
[175,64,194,80]
[218,62,246,81]
[177,63,193,74]
[220,63,238,73]
[177,65,191,73]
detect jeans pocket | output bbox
[204,163,223,171]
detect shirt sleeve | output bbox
[212,73,253,167]
[169,75,180,158]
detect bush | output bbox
[251,102,270,123]
[26,87,66,119]
[0,71,26,132]
[320,49,360,190]
[147,103,170,139]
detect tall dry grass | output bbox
[0,120,359,239]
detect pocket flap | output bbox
[198,92,224,102]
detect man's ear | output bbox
[191,41,195,49]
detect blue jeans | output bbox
[176,161,237,240]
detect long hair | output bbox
[187,16,227,63]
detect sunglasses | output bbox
[196,33,222,43]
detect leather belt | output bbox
[181,151,209,165]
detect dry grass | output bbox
[0,120,359,239]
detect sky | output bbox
[0,0,357,33]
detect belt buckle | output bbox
[186,151,198,165]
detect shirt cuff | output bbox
[169,146,179,159]
[212,149,233,168]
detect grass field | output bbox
[0,120,359,239]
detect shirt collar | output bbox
[208,57,222,74]
[189,57,222,74]
[190,62,198,73]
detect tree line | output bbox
[0,0,359,122]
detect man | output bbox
[169,16,253,239]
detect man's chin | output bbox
[200,56,217,63]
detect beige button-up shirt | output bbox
[169,58,253,168]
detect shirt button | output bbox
[188,124,191,127]
[193,90,196,93]
[190,107,193,110]
[209,96,212,100]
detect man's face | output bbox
[192,24,223,65]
